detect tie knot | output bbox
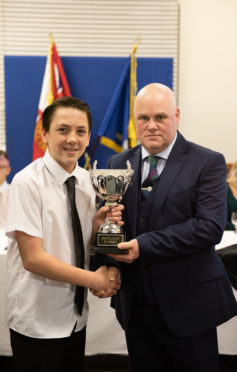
[147,155,159,168]
[65,176,75,189]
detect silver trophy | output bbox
[89,160,134,254]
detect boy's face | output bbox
[0,155,10,185]
[42,107,90,173]
[0,165,11,185]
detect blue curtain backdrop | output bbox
[4,56,173,182]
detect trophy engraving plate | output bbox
[97,233,125,247]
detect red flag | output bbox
[32,37,71,160]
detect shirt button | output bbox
[139,218,144,223]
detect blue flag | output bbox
[88,58,130,169]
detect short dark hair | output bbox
[42,96,92,132]
[0,150,9,160]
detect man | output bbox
[98,83,237,371]
[0,150,11,228]
[5,97,122,372]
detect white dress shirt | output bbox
[5,150,96,338]
[0,181,10,229]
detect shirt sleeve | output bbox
[6,173,43,239]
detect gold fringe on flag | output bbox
[128,41,138,148]
[84,152,92,170]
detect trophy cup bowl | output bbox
[89,160,134,254]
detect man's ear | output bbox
[175,107,180,127]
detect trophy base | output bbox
[92,246,128,255]
[92,232,128,255]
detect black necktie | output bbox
[141,155,159,199]
[65,176,85,315]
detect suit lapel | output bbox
[124,146,141,237]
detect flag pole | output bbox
[128,39,139,148]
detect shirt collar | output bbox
[0,180,9,192]
[42,150,79,186]
[141,133,177,161]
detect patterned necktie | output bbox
[141,155,159,199]
[65,176,85,315]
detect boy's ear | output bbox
[41,128,48,144]
[87,132,91,147]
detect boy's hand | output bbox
[90,266,121,298]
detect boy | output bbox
[5,97,122,372]
[0,150,11,228]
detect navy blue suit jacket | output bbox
[104,132,237,337]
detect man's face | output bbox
[134,88,180,154]
[42,107,90,173]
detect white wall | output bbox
[178,0,237,163]
[2,0,237,163]
[0,0,179,151]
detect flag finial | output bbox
[49,33,55,44]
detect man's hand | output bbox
[107,266,120,281]
[107,239,139,263]
[90,266,121,298]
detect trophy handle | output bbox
[126,160,132,170]
[93,160,98,170]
